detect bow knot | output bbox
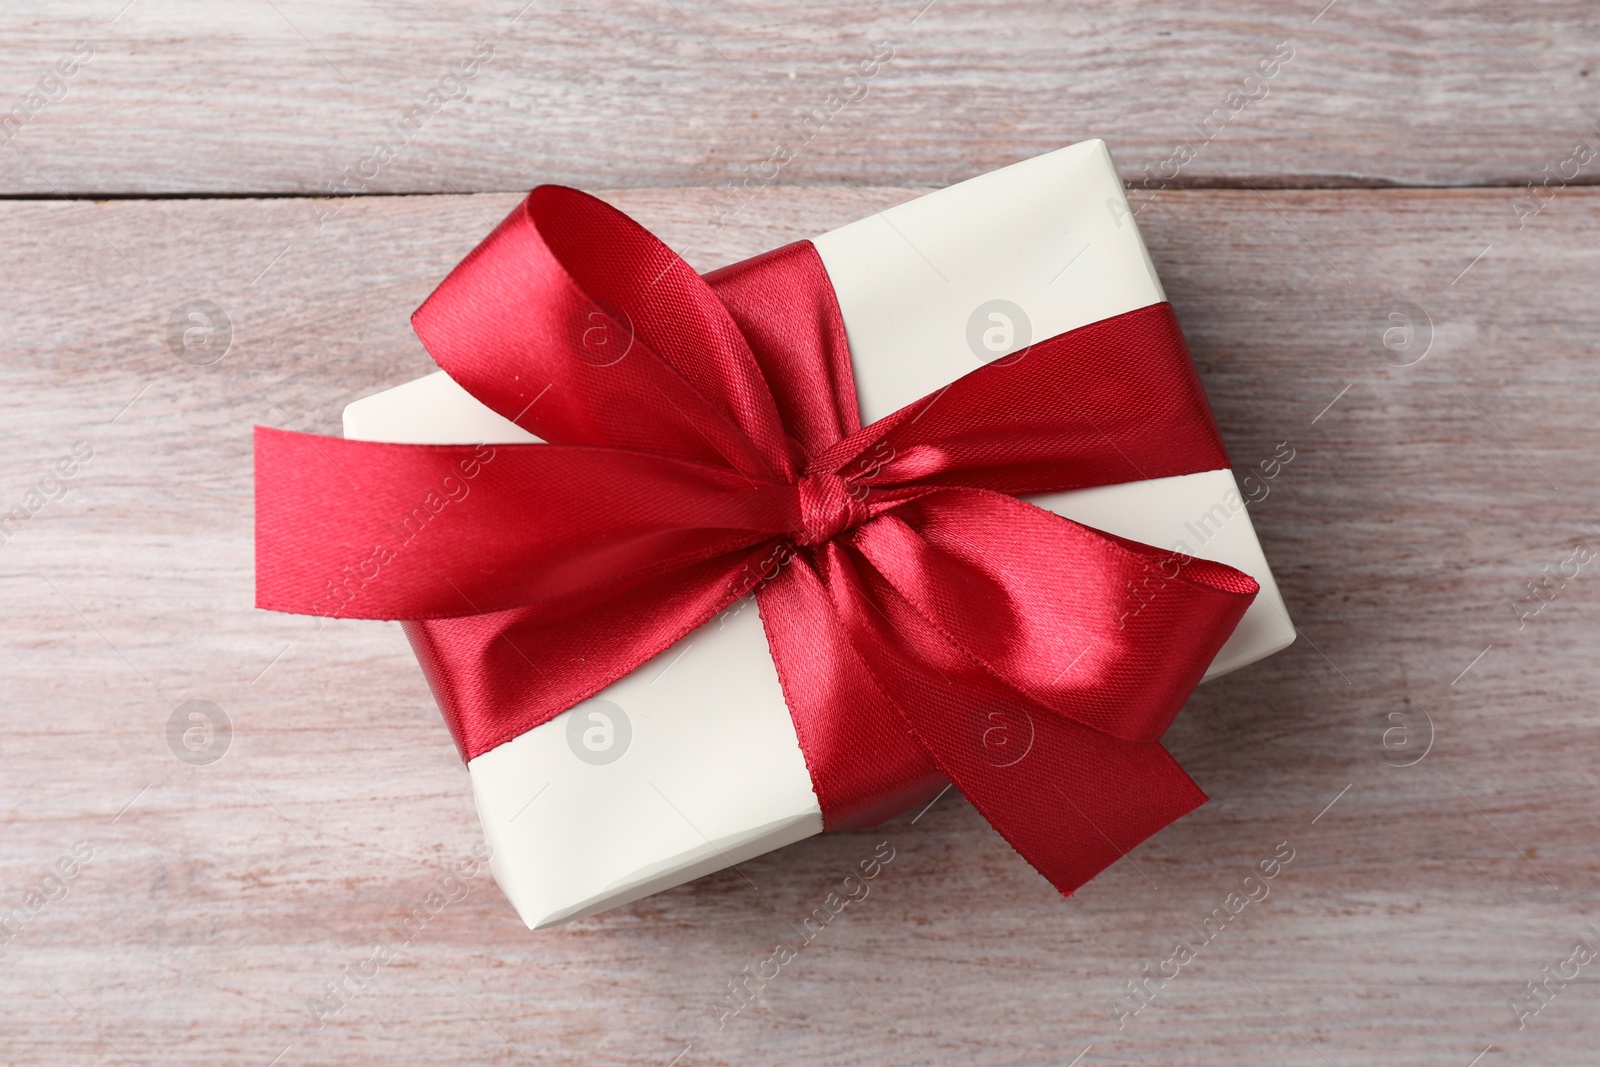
[794,469,869,546]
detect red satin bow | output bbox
[255,185,1258,897]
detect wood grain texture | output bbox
[2,1,1600,195]
[2,182,1598,1066]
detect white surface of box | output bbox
[343,140,1295,928]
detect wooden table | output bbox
[3,3,1598,1064]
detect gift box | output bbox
[311,140,1294,928]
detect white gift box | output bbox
[344,140,1295,929]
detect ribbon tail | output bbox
[818,536,1207,893]
[253,427,793,620]
[947,700,1208,896]
[755,553,945,831]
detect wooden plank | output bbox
[1,1,1599,195]
[2,185,1598,1066]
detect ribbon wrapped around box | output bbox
[254,140,1294,928]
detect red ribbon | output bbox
[255,185,1258,897]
